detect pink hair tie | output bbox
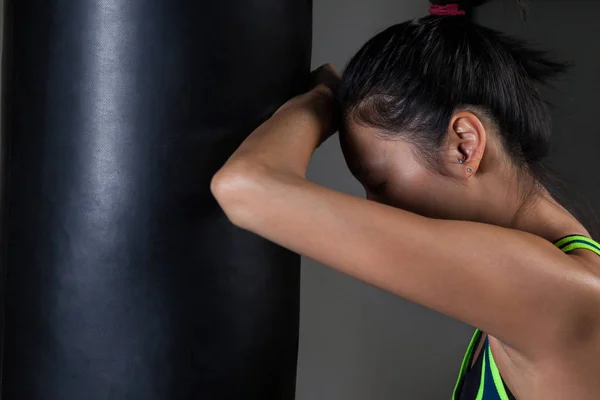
[429,4,466,16]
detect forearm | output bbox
[220,86,335,178]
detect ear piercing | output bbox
[458,157,473,173]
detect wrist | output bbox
[309,83,335,99]
[304,85,337,139]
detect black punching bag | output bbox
[0,1,311,398]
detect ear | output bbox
[444,111,487,181]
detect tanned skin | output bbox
[211,65,600,399]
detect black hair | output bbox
[337,0,599,238]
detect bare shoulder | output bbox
[557,250,600,341]
[490,252,600,399]
[563,250,600,331]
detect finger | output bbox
[310,64,341,92]
[321,63,341,78]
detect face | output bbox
[339,122,479,221]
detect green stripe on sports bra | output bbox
[554,234,600,249]
[554,234,589,247]
[487,341,511,400]
[475,349,486,400]
[561,242,600,256]
[452,329,483,399]
[554,235,600,256]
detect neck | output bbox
[510,191,591,243]
[474,167,589,242]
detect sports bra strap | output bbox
[553,235,600,257]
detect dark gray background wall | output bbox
[297,0,600,399]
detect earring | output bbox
[457,158,464,164]
[467,167,473,173]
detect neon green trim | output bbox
[452,329,483,399]
[561,242,600,256]
[554,234,590,247]
[487,342,511,400]
[475,348,486,400]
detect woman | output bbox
[211,1,600,399]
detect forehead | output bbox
[340,123,381,177]
[340,122,425,182]
[340,124,398,173]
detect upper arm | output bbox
[211,165,600,352]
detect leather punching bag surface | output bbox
[1,1,311,399]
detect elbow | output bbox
[210,161,265,228]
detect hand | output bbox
[274,64,341,143]
[308,64,341,143]
[309,63,341,96]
